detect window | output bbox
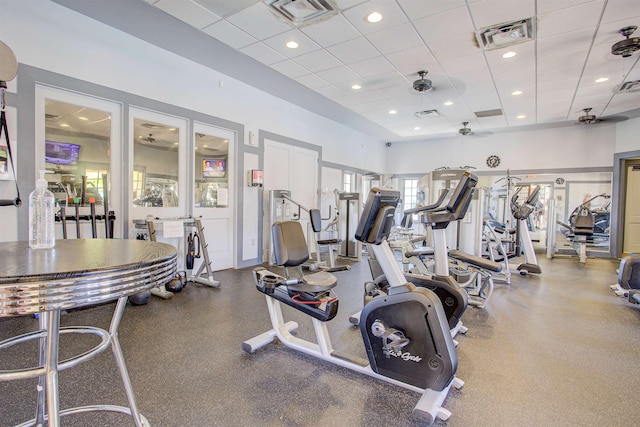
[403,179,419,211]
[85,169,109,201]
[343,172,352,192]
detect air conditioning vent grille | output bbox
[264,0,338,26]
[618,80,640,92]
[414,109,440,118]
[474,109,503,118]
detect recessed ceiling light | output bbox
[351,84,362,90]
[78,116,88,121]
[388,109,397,115]
[443,101,453,106]
[367,12,382,23]
[512,90,523,96]
[414,126,421,130]
[203,144,208,148]
[595,77,609,83]
[502,51,517,59]
[516,114,526,119]
[286,40,299,49]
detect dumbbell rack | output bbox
[140,217,221,299]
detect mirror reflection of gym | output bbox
[44,99,112,207]
[132,119,179,208]
[194,132,229,208]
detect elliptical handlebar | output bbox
[402,189,449,216]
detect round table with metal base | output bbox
[0,239,177,426]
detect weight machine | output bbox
[133,216,221,299]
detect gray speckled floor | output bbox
[1,254,639,426]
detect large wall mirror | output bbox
[129,108,186,219]
[36,85,123,237]
[479,170,613,257]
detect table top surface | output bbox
[0,239,176,284]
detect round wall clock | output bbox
[555,178,565,185]
[486,155,500,168]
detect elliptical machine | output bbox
[243,188,463,424]
[510,185,542,275]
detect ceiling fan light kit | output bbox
[412,70,433,93]
[611,26,640,57]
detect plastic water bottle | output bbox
[29,170,56,249]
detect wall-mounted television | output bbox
[203,158,226,178]
[45,141,81,165]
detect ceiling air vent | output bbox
[264,0,339,26]
[414,109,440,118]
[476,18,536,50]
[618,80,640,93]
[474,109,503,118]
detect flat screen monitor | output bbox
[203,158,226,178]
[45,141,80,165]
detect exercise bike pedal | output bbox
[452,376,465,389]
[436,407,452,421]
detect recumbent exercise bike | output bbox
[242,187,463,424]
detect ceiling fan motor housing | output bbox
[612,26,640,57]
[413,70,433,92]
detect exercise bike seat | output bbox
[273,220,338,292]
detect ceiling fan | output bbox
[458,122,492,137]
[576,108,627,125]
[141,133,156,143]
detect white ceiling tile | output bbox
[536,0,600,15]
[155,0,221,29]
[484,40,536,63]
[293,49,342,72]
[537,28,595,58]
[413,6,474,43]
[334,0,369,10]
[239,42,287,65]
[601,0,640,24]
[537,1,606,38]
[385,46,438,75]
[327,37,379,64]
[469,0,535,30]
[194,0,261,18]
[294,73,331,89]
[397,0,466,20]
[270,60,311,78]
[605,94,640,116]
[538,88,577,103]
[300,15,361,47]
[538,66,583,87]
[348,56,395,78]
[366,23,423,55]
[489,59,536,80]
[226,2,292,40]
[341,0,410,35]
[316,66,363,84]
[439,52,487,75]
[263,29,321,58]
[593,19,640,47]
[202,20,257,48]
[537,49,589,72]
[428,33,482,61]
[315,85,349,99]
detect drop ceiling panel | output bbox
[468,0,535,30]
[536,0,598,15]
[600,0,640,23]
[270,59,311,78]
[193,0,261,18]
[385,46,438,75]
[397,0,466,20]
[341,0,409,35]
[315,85,348,99]
[537,49,590,71]
[316,66,362,84]
[366,23,423,55]
[294,73,331,89]
[536,1,606,38]
[226,2,292,40]
[300,15,361,47]
[327,37,380,64]
[263,29,321,57]
[239,42,287,65]
[202,20,257,48]
[537,28,596,57]
[154,0,221,29]
[293,49,343,72]
[428,33,483,61]
[413,7,474,43]
[348,57,396,79]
